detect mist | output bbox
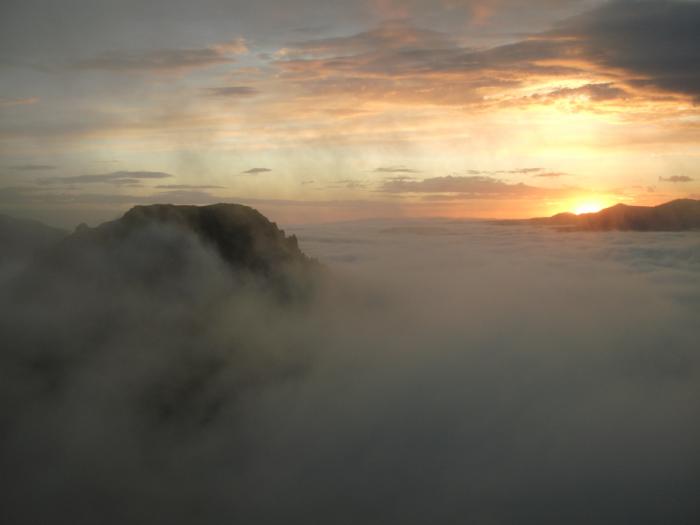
[1,217,699,524]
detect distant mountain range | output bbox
[526,199,700,231]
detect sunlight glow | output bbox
[574,202,605,215]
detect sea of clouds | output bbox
[1,218,699,524]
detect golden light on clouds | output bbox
[1,0,699,226]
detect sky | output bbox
[1,0,700,227]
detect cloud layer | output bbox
[1,212,699,523]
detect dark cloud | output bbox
[73,40,246,73]
[279,21,455,58]
[8,164,57,171]
[456,0,700,103]
[275,2,700,104]
[274,21,581,96]
[659,175,694,183]
[242,168,272,175]
[504,167,544,174]
[552,0,700,100]
[374,165,421,174]
[37,171,172,186]
[383,175,417,184]
[154,184,225,190]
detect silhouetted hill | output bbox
[11,203,318,302]
[1,204,322,473]
[0,213,67,263]
[529,199,700,231]
[65,203,315,275]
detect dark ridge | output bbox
[524,198,700,231]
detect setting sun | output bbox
[574,202,606,215]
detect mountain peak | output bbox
[70,203,315,276]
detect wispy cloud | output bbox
[204,86,260,97]
[8,164,57,171]
[374,165,421,174]
[37,171,172,186]
[379,175,568,198]
[154,184,224,190]
[323,179,368,190]
[659,175,694,183]
[531,83,628,103]
[73,38,247,73]
[533,172,568,178]
[242,168,272,175]
[0,97,39,107]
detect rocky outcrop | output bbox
[8,203,319,303]
[66,203,316,276]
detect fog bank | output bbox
[1,217,699,524]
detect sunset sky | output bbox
[1,0,699,226]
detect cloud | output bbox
[8,164,57,171]
[532,83,628,102]
[0,187,229,223]
[659,175,694,183]
[379,175,565,197]
[277,20,455,59]
[273,2,700,108]
[323,179,369,190]
[242,168,272,175]
[272,20,581,105]
[0,97,39,107]
[73,39,247,73]
[1,212,699,523]
[37,171,172,186]
[154,184,225,190]
[374,165,421,174]
[204,86,260,98]
[533,171,568,178]
[211,37,249,55]
[466,168,546,176]
[551,0,700,100]
[503,167,544,175]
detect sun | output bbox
[573,202,604,215]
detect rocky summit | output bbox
[68,203,316,275]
